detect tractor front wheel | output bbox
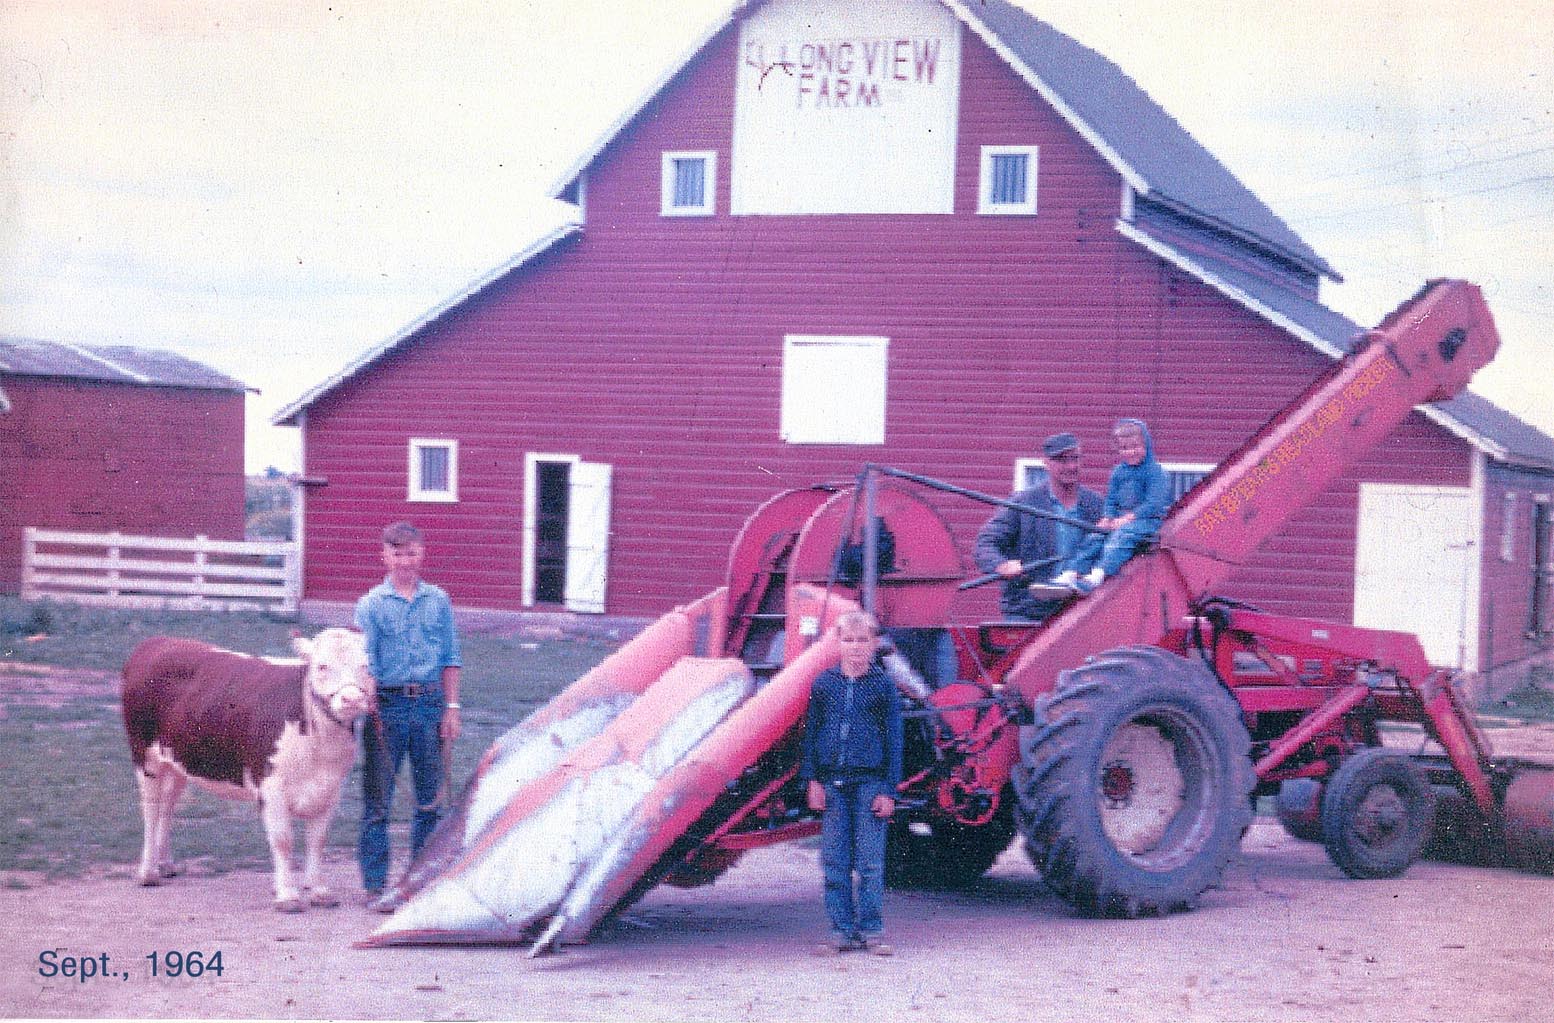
[1014,646,1254,917]
[1320,748,1434,879]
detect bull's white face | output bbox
[293,628,374,722]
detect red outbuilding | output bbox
[0,338,248,592]
[276,0,1552,676]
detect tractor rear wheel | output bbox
[886,790,1015,889]
[1014,645,1254,917]
[1320,748,1434,879]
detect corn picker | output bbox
[359,279,1554,951]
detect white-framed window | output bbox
[780,335,888,445]
[1164,462,1216,506]
[1013,459,1214,508]
[408,438,458,502]
[1015,457,1046,492]
[978,145,1039,215]
[661,150,716,216]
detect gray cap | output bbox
[1042,432,1081,458]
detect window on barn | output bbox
[408,439,458,502]
[1164,463,1215,508]
[978,145,1039,215]
[780,336,888,445]
[1015,458,1047,492]
[1015,460,1213,508]
[661,151,716,216]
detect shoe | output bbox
[813,935,867,955]
[367,890,404,914]
[359,888,384,907]
[868,941,895,957]
[1051,570,1078,587]
[1072,568,1105,596]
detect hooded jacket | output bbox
[1103,419,1172,527]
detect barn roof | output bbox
[1117,221,1554,472]
[0,337,248,393]
[549,0,1338,281]
[274,1,1550,472]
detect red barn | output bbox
[276,0,1553,675]
[0,338,248,592]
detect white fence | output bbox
[21,527,300,615]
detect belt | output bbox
[378,683,438,697]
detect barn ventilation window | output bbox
[661,151,716,216]
[1164,463,1215,507]
[408,438,458,503]
[1013,459,1214,507]
[979,145,1039,215]
[780,335,888,445]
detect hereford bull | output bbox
[120,628,374,912]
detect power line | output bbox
[1287,144,1554,208]
[1296,123,1554,189]
[1292,174,1554,223]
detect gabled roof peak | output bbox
[551,0,1337,280]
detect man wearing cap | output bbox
[973,433,1104,622]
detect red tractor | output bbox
[364,280,1554,950]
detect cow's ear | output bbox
[292,635,314,659]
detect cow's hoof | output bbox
[308,890,340,908]
[137,873,163,887]
[157,863,180,878]
[274,897,306,914]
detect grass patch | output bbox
[0,597,614,880]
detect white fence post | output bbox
[20,527,38,600]
[107,531,123,598]
[193,534,208,609]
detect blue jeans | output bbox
[819,777,890,940]
[359,688,444,891]
[1067,519,1159,577]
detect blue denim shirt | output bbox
[799,664,903,787]
[354,578,462,686]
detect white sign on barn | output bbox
[731,0,961,215]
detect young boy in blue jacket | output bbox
[1054,418,1171,594]
[800,609,903,955]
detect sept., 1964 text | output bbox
[36,949,225,982]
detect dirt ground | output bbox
[6,666,1554,1022]
[5,812,1554,1021]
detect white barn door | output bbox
[563,461,612,614]
[1354,484,1477,669]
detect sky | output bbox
[2,0,1550,474]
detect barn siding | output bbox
[299,20,1480,634]
[0,376,246,591]
[1480,461,1554,671]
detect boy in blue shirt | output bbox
[355,521,463,912]
[800,610,903,955]
[1053,418,1171,594]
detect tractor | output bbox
[362,279,1554,950]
